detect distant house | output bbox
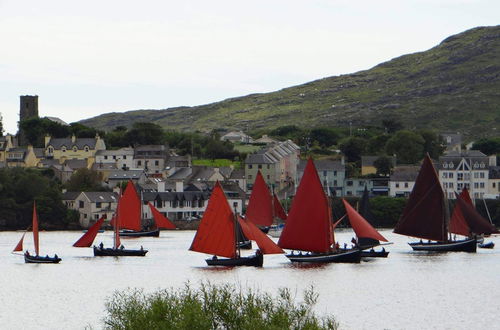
[389,166,420,197]
[220,131,253,143]
[343,178,373,197]
[44,134,106,162]
[297,159,345,196]
[73,191,119,228]
[95,148,135,170]
[133,145,169,176]
[487,166,500,199]
[104,170,147,188]
[253,135,278,145]
[5,146,39,168]
[441,133,462,153]
[228,169,246,192]
[0,135,14,164]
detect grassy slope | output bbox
[81,26,500,138]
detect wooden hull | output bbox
[238,240,252,250]
[286,249,361,263]
[205,253,263,267]
[119,229,160,237]
[93,246,148,256]
[24,254,61,264]
[409,238,477,252]
[478,241,495,249]
[361,250,389,258]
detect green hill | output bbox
[80,25,500,138]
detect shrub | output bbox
[103,282,338,330]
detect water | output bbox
[0,229,499,330]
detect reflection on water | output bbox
[0,229,499,330]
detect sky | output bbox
[0,0,499,134]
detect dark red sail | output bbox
[189,182,237,258]
[342,199,387,242]
[245,171,274,227]
[237,216,284,254]
[455,193,499,236]
[278,158,333,253]
[393,154,447,241]
[73,217,105,247]
[148,202,176,229]
[118,181,142,231]
[273,194,287,221]
[32,202,40,256]
[449,188,473,237]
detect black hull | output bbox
[286,249,361,263]
[478,241,495,249]
[361,250,389,258]
[205,254,263,267]
[24,254,61,264]
[409,238,477,252]
[259,226,270,234]
[93,246,148,256]
[119,229,160,237]
[238,240,252,250]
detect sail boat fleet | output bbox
[11,156,499,266]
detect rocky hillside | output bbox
[81,25,500,138]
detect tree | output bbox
[472,138,500,155]
[381,117,403,133]
[339,137,367,162]
[125,122,166,146]
[373,156,393,176]
[0,112,3,134]
[418,129,446,159]
[367,134,391,154]
[309,128,341,148]
[385,130,425,164]
[64,168,105,192]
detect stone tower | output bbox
[18,95,39,146]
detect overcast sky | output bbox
[1,0,498,134]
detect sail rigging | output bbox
[278,158,333,253]
[394,154,447,242]
[454,192,499,236]
[189,182,237,258]
[73,217,105,247]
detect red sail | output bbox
[189,182,237,258]
[32,202,40,256]
[394,154,447,241]
[73,217,105,247]
[118,181,142,231]
[449,188,473,236]
[245,171,274,227]
[455,193,499,235]
[148,202,176,229]
[237,216,284,254]
[278,158,333,253]
[342,199,388,242]
[273,194,288,221]
[13,232,26,252]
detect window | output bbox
[333,180,338,186]
[248,164,253,169]
[73,146,78,152]
[480,172,485,178]
[84,146,89,152]
[104,156,108,160]
[258,165,262,169]
[480,182,485,188]
[347,180,353,186]
[449,183,454,188]
[449,173,454,178]
[248,175,252,180]
[474,183,479,189]
[267,164,270,169]
[404,182,409,188]
[123,155,127,159]
[474,172,479,178]
[155,160,159,166]
[396,183,400,188]
[334,171,337,176]
[137,160,142,166]
[457,173,463,181]
[95,214,99,220]
[61,146,66,152]
[79,201,84,208]
[267,175,270,180]
[96,202,102,208]
[442,172,448,178]
[493,182,496,188]
[323,171,327,177]
[464,173,470,180]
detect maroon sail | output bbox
[449,188,473,237]
[394,154,447,241]
[73,217,105,247]
[455,193,499,236]
[245,171,274,227]
[278,158,333,253]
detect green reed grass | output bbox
[103,282,338,330]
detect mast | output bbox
[32,202,39,256]
[233,203,240,258]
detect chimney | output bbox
[71,134,76,143]
[175,180,184,192]
[158,181,166,192]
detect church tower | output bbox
[18,95,39,146]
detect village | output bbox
[1,95,499,229]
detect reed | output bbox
[103,282,338,330]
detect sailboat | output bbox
[245,171,274,233]
[189,181,283,267]
[278,158,361,263]
[394,154,477,252]
[93,187,148,256]
[73,216,105,247]
[118,181,159,237]
[268,194,288,238]
[342,199,390,258]
[15,202,62,264]
[449,188,498,249]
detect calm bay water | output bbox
[0,229,499,330]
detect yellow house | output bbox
[0,135,14,163]
[6,145,39,167]
[361,156,396,176]
[45,134,106,162]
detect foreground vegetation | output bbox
[103,283,338,330]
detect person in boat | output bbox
[99,242,104,250]
[140,245,143,251]
[255,249,262,256]
[54,254,58,259]
[351,237,358,247]
[344,243,347,249]
[335,242,340,250]
[120,245,124,250]
[25,250,30,256]
[212,255,217,260]
[46,255,49,259]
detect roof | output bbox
[61,191,81,200]
[143,191,209,202]
[107,170,145,180]
[63,159,88,170]
[95,148,134,156]
[229,169,245,179]
[81,191,119,203]
[45,116,69,126]
[92,163,118,171]
[390,166,420,181]
[298,159,344,172]
[168,167,193,180]
[47,137,97,149]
